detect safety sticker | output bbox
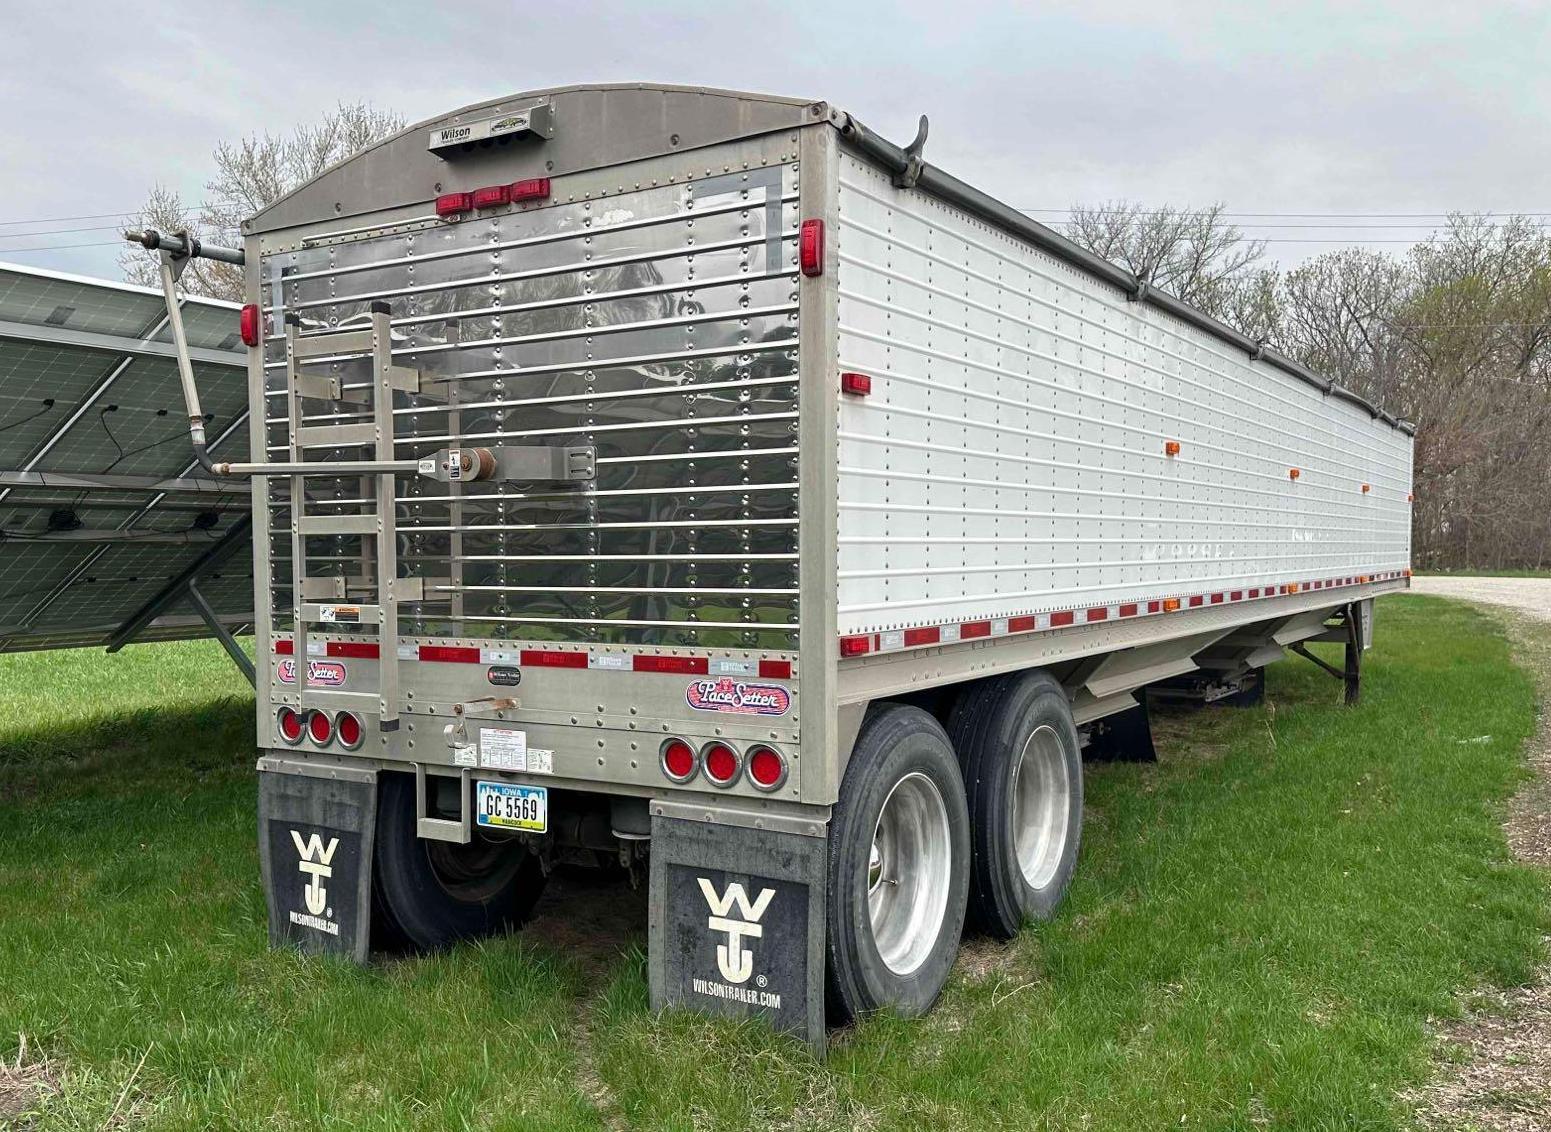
[479,727,529,771]
[686,678,791,716]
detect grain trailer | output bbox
[128,83,1414,1052]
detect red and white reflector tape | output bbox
[841,569,1410,660]
[271,639,795,681]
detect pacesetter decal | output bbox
[686,677,791,716]
[278,659,347,686]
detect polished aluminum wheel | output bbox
[867,771,953,975]
[1012,723,1072,890]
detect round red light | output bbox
[662,739,696,782]
[336,712,363,749]
[307,710,332,746]
[277,707,303,744]
[748,747,785,790]
[703,743,739,785]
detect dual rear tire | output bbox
[372,773,547,952]
[825,673,1084,1021]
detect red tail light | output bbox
[335,712,363,750]
[747,746,787,791]
[702,742,740,787]
[239,304,261,347]
[799,218,825,276]
[661,738,697,783]
[509,178,551,202]
[435,192,473,218]
[276,707,304,744]
[307,710,332,746]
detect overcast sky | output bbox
[2,0,1547,282]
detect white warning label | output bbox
[479,727,528,771]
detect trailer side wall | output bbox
[833,152,1412,639]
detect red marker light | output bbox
[840,372,872,396]
[239,304,261,347]
[472,184,511,208]
[509,178,551,202]
[435,192,473,218]
[799,218,825,276]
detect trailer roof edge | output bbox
[832,111,1415,438]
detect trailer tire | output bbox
[825,704,970,1023]
[372,773,546,952]
[949,671,1083,938]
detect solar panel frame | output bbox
[0,262,254,654]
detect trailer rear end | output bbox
[135,84,1412,1053]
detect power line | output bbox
[0,207,204,227]
[0,240,129,254]
[0,221,174,240]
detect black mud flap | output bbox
[1084,696,1158,762]
[257,762,377,963]
[648,812,828,1055]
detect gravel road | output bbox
[1410,575,1551,621]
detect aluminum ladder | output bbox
[284,301,425,731]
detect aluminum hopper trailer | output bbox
[128,83,1413,1053]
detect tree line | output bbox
[1065,202,1551,571]
[126,107,1542,571]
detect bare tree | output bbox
[1279,249,1410,408]
[1065,201,1267,318]
[120,102,404,302]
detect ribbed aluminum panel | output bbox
[260,163,802,650]
[834,153,1412,636]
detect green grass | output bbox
[1,598,1546,1130]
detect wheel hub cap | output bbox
[866,771,952,976]
[1012,724,1072,890]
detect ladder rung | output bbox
[299,601,383,625]
[298,514,378,535]
[291,329,373,358]
[295,422,377,448]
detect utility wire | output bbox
[0,240,134,254]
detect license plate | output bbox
[475,781,547,833]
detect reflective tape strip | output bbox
[268,639,795,677]
[840,569,1409,659]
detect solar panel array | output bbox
[0,263,253,653]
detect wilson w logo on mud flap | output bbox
[289,830,341,935]
[698,877,776,984]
